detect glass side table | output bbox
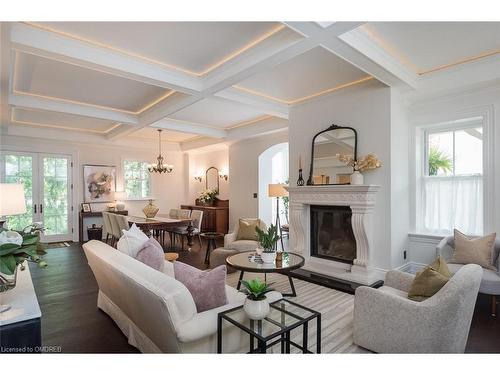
[217,298,321,354]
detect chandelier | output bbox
[148,129,173,174]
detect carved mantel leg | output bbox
[289,202,306,254]
[351,206,373,269]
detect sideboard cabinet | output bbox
[181,199,229,234]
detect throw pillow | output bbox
[135,237,165,271]
[173,261,228,313]
[236,218,262,241]
[408,256,451,302]
[116,223,149,258]
[451,229,497,270]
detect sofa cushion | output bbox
[117,223,149,258]
[236,219,262,241]
[451,229,497,271]
[448,263,500,295]
[136,237,164,271]
[228,240,259,252]
[408,256,451,301]
[174,261,228,313]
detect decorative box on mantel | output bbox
[286,184,382,285]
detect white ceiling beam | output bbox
[227,117,288,140]
[1,24,12,131]
[152,118,227,139]
[9,93,138,125]
[215,87,288,119]
[10,23,201,94]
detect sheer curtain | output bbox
[422,175,483,235]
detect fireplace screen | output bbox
[310,205,356,263]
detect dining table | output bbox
[126,215,194,250]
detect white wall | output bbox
[288,80,409,270]
[186,148,229,203]
[407,83,500,265]
[1,134,187,241]
[228,130,289,230]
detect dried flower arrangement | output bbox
[336,153,382,172]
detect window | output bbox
[124,161,151,199]
[419,119,484,235]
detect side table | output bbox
[200,232,224,265]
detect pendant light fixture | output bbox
[148,129,173,174]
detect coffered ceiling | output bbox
[1,21,499,150]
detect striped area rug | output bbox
[226,271,368,353]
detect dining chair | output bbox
[107,213,121,247]
[115,214,130,235]
[101,212,112,244]
[171,210,202,250]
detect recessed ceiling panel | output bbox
[12,108,116,133]
[169,97,266,128]
[236,47,369,103]
[14,52,171,113]
[361,22,500,73]
[33,22,287,75]
[132,128,197,143]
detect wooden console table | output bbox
[181,199,229,234]
[79,210,128,242]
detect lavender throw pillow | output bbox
[173,261,228,313]
[135,237,164,271]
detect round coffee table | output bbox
[226,251,305,297]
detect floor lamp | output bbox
[268,183,288,251]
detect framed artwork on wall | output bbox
[83,164,116,203]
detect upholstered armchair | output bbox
[224,218,267,252]
[353,264,482,353]
[437,235,500,316]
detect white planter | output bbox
[350,171,364,185]
[243,297,270,320]
[261,252,276,264]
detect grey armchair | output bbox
[353,264,482,353]
[437,235,500,316]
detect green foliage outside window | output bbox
[124,161,151,199]
[428,146,453,176]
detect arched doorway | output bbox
[258,143,289,227]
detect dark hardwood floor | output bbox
[29,240,500,353]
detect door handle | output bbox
[34,205,37,214]
[40,204,43,214]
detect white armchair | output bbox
[353,264,482,353]
[224,218,267,252]
[437,235,500,316]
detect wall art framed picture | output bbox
[81,203,92,213]
[83,164,116,203]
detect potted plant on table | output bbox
[241,278,273,320]
[255,224,280,264]
[197,188,218,206]
[0,224,47,313]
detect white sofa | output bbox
[224,218,267,252]
[353,264,482,353]
[83,240,281,353]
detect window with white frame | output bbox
[124,161,151,199]
[419,118,484,235]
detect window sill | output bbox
[408,233,445,243]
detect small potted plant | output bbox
[255,224,280,264]
[241,278,273,320]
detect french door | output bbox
[1,152,73,242]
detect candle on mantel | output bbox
[299,155,302,170]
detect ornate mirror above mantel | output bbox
[307,124,357,186]
[205,166,220,192]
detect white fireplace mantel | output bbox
[286,185,381,284]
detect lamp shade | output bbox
[114,191,127,201]
[268,183,289,198]
[0,184,27,216]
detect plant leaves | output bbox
[0,254,17,275]
[21,234,40,245]
[0,243,21,256]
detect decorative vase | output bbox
[276,251,283,261]
[115,202,125,211]
[243,297,270,320]
[350,170,364,185]
[261,251,276,264]
[143,199,159,218]
[0,265,19,313]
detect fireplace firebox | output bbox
[310,205,356,264]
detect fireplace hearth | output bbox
[310,205,356,264]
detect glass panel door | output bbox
[2,153,37,231]
[40,155,72,242]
